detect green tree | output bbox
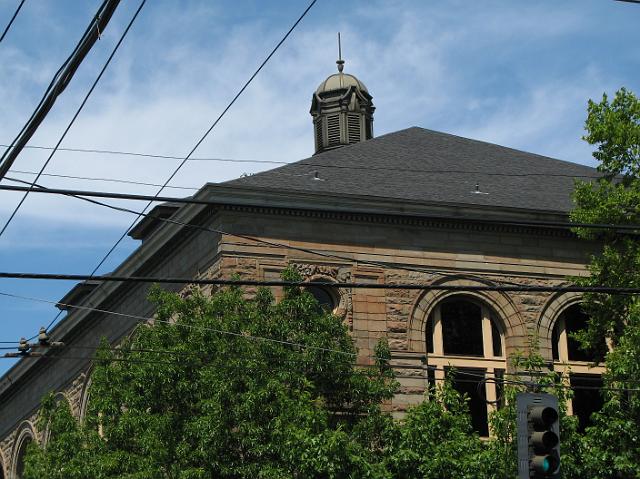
[571,87,640,478]
[382,378,486,479]
[26,266,521,479]
[25,268,398,479]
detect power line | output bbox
[0,273,637,293]
[5,352,636,393]
[0,0,26,43]
[0,351,492,386]
[0,143,287,165]
[5,165,598,194]
[2,176,528,292]
[1,163,606,197]
[8,169,198,191]
[0,0,122,180]
[0,0,146,239]
[0,175,627,339]
[0,289,375,362]
[1,182,639,233]
[4,291,640,393]
[3,337,627,386]
[0,142,605,180]
[86,0,318,279]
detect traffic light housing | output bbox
[517,392,560,478]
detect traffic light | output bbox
[516,392,560,479]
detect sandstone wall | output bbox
[0,206,598,475]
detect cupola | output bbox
[310,35,375,154]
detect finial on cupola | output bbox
[336,32,345,73]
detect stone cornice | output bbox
[202,183,574,222]
[220,203,575,238]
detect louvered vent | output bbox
[327,114,340,147]
[347,114,361,144]
[315,119,323,150]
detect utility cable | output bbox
[0,0,122,180]
[0,291,546,390]
[0,143,286,165]
[0,273,637,293]
[2,164,603,191]
[0,177,533,287]
[4,291,640,393]
[0,176,527,336]
[4,351,635,393]
[0,0,26,44]
[87,0,318,278]
[1,182,638,233]
[0,0,146,239]
[8,168,199,191]
[0,142,606,180]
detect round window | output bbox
[306,285,338,313]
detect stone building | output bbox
[0,62,605,477]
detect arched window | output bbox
[14,434,32,479]
[552,303,606,431]
[426,297,506,436]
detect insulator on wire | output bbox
[17,337,29,355]
[38,326,49,346]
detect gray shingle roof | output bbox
[226,127,599,213]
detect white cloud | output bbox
[0,0,637,233]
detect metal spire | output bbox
[336,32,345,73]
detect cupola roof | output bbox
[315,73,368,95]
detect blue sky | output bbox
[0,0,638,375]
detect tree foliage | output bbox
[572,87,640,478]
[25,268,398,478]
[23,268,591,478]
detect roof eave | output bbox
[200,183,573,222]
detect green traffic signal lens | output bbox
[532,454,559,474]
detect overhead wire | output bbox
[0,171,627,344]
[4,352,636,393]
[0,0,26,44]
[1,182,638,233]
[1,340,628,387]
[0,0,122,180]
[0,143,287,165]
[1,0,319,339]
[85,0,318,280]
[0,176,529,293]
[8,168,199,191]
[0,0,146,238]
[2,163,604,192]
[0,291,638,393]
[0,142,606,179]
[1,272,638,293]
[0,165,630,340]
